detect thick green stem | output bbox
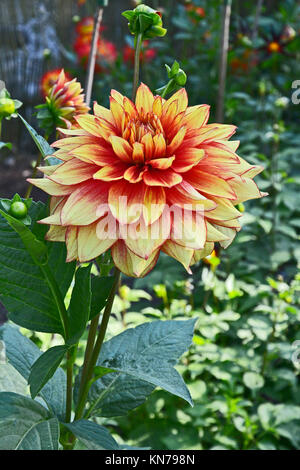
[75,268,121,420]
[76,314,100,405]
[65,345,77,423]
[132,33,143,101]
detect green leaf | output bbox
[0,324,66,420]
[29,345,68,399]
[0,209,48,265]
[243,372,264,390]
[90,275,115,320]
[67,265,92,343]
[64,420,119,450]
[88,373,155,417]
[0,200,75,334]
[18,114,54,158]
[0,392,59,450]
[0,363,27,395]
[91,319,196,412]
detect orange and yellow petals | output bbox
[227,175,268,204]
[166,183,217,212]
[185,167,237,199]
[65,227,79,262]
[110,136,133,163]
[161,101,178,132]
[141,133,154,161]
[143,168,182,188]
[205,197,241,221]
[45,225,66,243]
[182,105,210,129]
[149,156,175,170]
[110,97,124,133]
[153,134,167,158]
[216,226,237,249]
[191,242,215,265]
[75,114,111,140]
[123,97,138,120]
[93,103,115,126]
[153,96,163,118]
[27,178,74,196]
[132,142,145,164]
[70,144,116,166]
[77,220,116,262]
[162,240,194,273]
[111,89,125,105]
[172,148,205,173]
[200,143,239,163]
[135,83,154,115]
[112,240,159,278]
[164,88,188,114]
[39,198,66,226]
[218,139,240,152]
[201,124,237,141]
[206,222,230,243]
[108,180,145,224]
[120,210,170,260]
[124,166,145,183]
[171,210,206,250]
[49,158,98,185]
[93,161,129,181]
[61,182,109,226]
[167,127,186,155]
[143,186,166,225]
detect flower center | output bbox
[122,111,164,145]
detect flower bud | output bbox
[0,98,15,118]
[9,201,28,219]
[175,69,187,86]
[122,3,167,40]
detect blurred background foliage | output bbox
[0,0,300,450]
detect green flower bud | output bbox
[9,201,28,219]
[175,69,187,86]
[0,98,16,118]
[122,3,167,40]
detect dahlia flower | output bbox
[29,84,266,277]
[37,70,89,131]
[41,69,72,97]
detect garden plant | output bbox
[0,0,299,452]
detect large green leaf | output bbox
[90,319,196,412]
[0,392,59,450]
[0,324,66,420]
[88,373,155,417]
[67,265,92,343]
[64,420,119,450]
[29,345,68,399]
[0,200,75,334]
[0,363,27,395]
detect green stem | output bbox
[25,133,49,199]
[74,268,121,420]
[40,264,69,340]
[76,314,100,405]
[132,33,143,101]
[65,345,77,422]
[160,79,174,99]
